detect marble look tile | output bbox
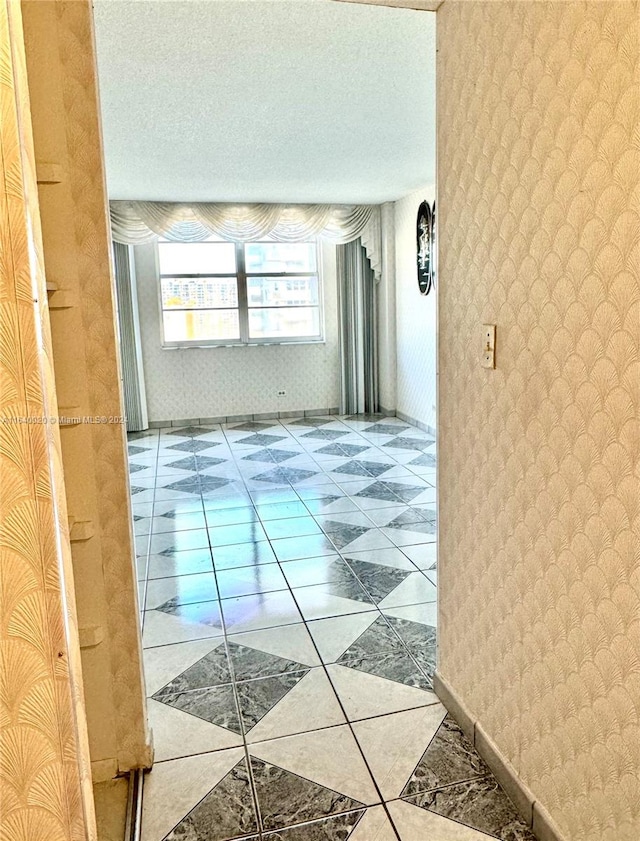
[271,534,337,562]
[327,665,438,722]
[147,697,242,762]
[156,683,241,733]
[348,805,398,841]
[146,549,214,580]
[300,429,350,441]
[400,541,437,569]
[142,605,224,648]
[404,777,537,841]
[226,623,321,669]
[306,612,381,664]
[377,572,437,610]
[387,799,492,840]
[246,668,346,743]
[227,641,309,682]
[256,500,310,521]
[237,672,308,733]
[352,706,446,799]
[402,716,488,796]
[249,487,300,505]
[153,645,231,697]
[320,522,373,551]
[250,725,379,806]
[344,557,411,603]
[201,489,254,510]
[302,497,362,517]
[166,438,221,453]
[385,617,436,680]
[143,638,227,696]
[330,527,393,554]
[222,590,302,634]
[252,466,318,485]
[279,556,352,589]
[314,443,369,457]
[163,756,258,841]
[146,573,218,611]
[141,748,247,841]
[148,529,210,555]
[261,811,366,840]
[215,564,288,599]
[383,436,434,453]
[263,516,323,540]
[208,521,268,547]
[289,417,333,428]
[345,547,418,571]
[339,650,432,691]
[292,582,375,621]
[157,598,224,629]
[382,602,438,627]
[205,506,260,528]
[236,433,287,446]
[213,540,278,570]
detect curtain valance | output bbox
[109,201,382,279]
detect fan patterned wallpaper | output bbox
[437,2,639,840]
[134,242,341,422]
[0,1,95,837]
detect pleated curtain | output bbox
[113,242,148,431]
[337,239,379,415]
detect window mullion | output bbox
[236,242,250,342]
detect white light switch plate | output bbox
[481,324,496,368]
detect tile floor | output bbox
[130,414,535,841]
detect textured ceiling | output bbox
[92,0,435,203]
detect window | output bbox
[158,240,322,346]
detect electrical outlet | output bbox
[481,324,496,369]
[277,390,286,396]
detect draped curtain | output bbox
[113,242,148,431]
[110,201,382,280]
[337,240,379,416]
[110,202,383,422]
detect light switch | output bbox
[481,324,496,369]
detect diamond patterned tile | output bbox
[162,756,258,839]
[410,453,437,467]
[237,433,287,446]
[241,448,299,464]
[252,467,318,485]
[315,443,370,457]
[288,417,333,427]
[167,455,227,471]
[168,426,218,438]
[331,460,392,478]
[167,439,221,453]
[250,755,366,832]
[383,437,434,452]
[300,429,351,441]
[363,423,410,435]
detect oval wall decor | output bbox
[417,199,436,295]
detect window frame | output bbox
[157,239,324,349]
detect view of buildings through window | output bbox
[158,240,321,344]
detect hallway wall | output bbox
[133,242,340,423]
[0,1,95,836]
[436,3,640,841]
[394,186,436,430]
[22,0,151,782]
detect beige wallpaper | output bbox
[0,0,95,837]
[437,2,640,840]
[395,185,436,429]
[22,0,152,777]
